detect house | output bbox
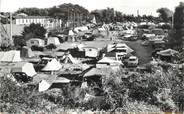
[14,15,62,29]
[46,37,60,45]
[27,38,45,47]
[82,47,99,58]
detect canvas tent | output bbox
[157,49,178,56]
[46,37,60,45]
[21,46,34,58]
[42,58,62,71]
[11,62,37,77]
[39,80,51,92]
[0,50,22,62]
[157,49,179,62]
[61,53,79,64]
[114,43,134,53]
[98,57,122,65]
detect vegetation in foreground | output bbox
[0,63,184,113]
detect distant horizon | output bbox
[0,0,182,16]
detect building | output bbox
[14,14,62,30]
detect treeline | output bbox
[15,3,89,22]
[90,8,160,23]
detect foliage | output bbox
[157,8,173,22]
[15,8,49,16]
[31,45,44,51]
[22,23,47,40]
[168,2,184,50]
[13,35,26,49]
[45,44,57,50]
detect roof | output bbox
[15,16,50,19]
[28,38,44,42]
[53,77,70,83]
[83,67,113,78]
[157,49,179,56]
[98,57,122,64]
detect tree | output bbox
[22,23,47,40]
[168,2,184,50]
[157,8,173,23]
[15,8,49,16]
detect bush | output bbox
[46,44,57,50]
[31,45,44,51]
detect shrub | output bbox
[31,45,44,51]
[45,44,57,50]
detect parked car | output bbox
[127,56,139,67]
[83,32,96,41]
[12,72,33,83]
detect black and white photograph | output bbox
[0,0,184,113]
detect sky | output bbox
[0,0,182,16]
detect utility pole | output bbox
[10,12,13,46]
[0,0,1,43]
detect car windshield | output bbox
[129,59,136,61]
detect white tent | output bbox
[91,16,97,24]
[61,54,79,64]
[11,62,37,77]
[39,80,51,92]
[74,26,88,33]
[47,37,60,45]
[68,30,75,36]
[42,58,62,71]
[115,43,134,53]
[0,50,22,62]
[98,57,122,65]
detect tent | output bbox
[91,16,97,24]
[68,30,75,36]
[21,46,34,58]
[39,80,51,92]
[42,58,62,71]
[114,43,134,53]
[83,67,113,78]
[53,77,70,83]
[0,50,22,62]
[61,53,79,64]
[46,37,60,45]
[157,49,179,56]
[11,62,37,77]
[98,57,122,65]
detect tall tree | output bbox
[157,8,173,23]
[169,2,184,50]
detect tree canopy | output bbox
[22,23,47,40]
[157,8,173,22]
[169,2,184,50]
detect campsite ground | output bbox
[82,38,153,65]
[56,37,153,65]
